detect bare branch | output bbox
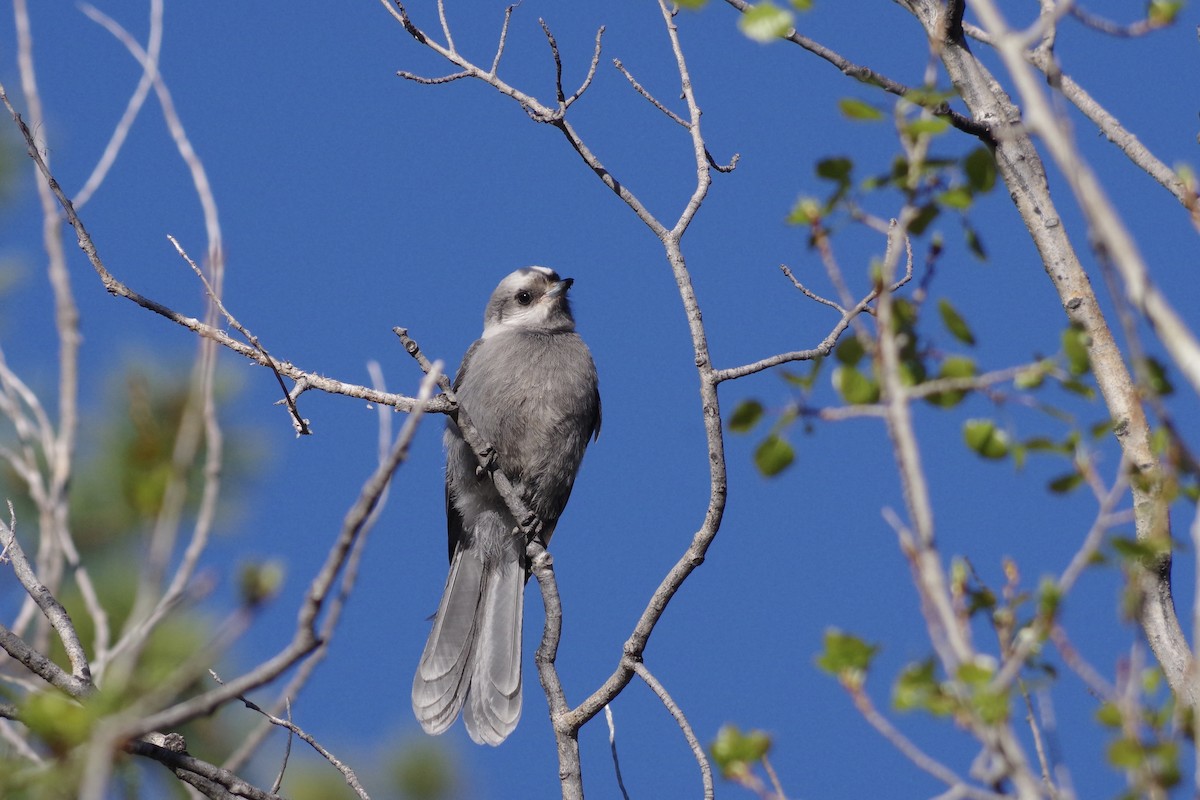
[846,684,1007,800]
[168,235,311,436]
[602,704,633,800]
[211,671,369,800]
[632,660,714,799]
[127,740,285,800]
[721,0,992,139]
[118,367,439,740]
[0,504,92,694]
[73,0,163,209]
[565,26,605,109]
[614,58,689,128]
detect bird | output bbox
[412,266,601,745]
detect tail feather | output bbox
[463,559,523,745]
[412,549,485,735]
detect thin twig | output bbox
[211,671,368,800]
[603,704,632,800]
[632,660,714,799]
[614,58,688,128]
[168,235,310,436]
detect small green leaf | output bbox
[1095,702,1123,728]
[791,0,814,9]
[925,356,976,408]
[963,419,1009,460]
[1148,0,1183,26]
[835,336,866,366]
[833,365,880,404]
[754,434,795,476]
[1038,578,1062,620]
[1047,472,1084,494]
[816,157,853,183]
[1107,738,1146,769]
[937,186,973,210]
[238,560,285,607]
[729,400,765,433]
[907,203,940,236]
[894,660,957,716]
[1013,363,1047,390]
[786,196,822,225]
[1062,326,1091,375]
[674,0,710,7]
[964,147,997,193]
[903,117,950,137]
[937,299,976,345]
[1111,535,1171,563]
[710,724,773,779]
[738,2,795,42]
[838,97,885,121]
[963,219,987,260]
[1142,356,1174,395]
[816,629,879,679]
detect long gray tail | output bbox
[412,532,524,745]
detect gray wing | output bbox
[445,338,485,561]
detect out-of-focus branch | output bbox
[967,0,1200,397]
[73,0,163,209]
[117,366,439,740]
[224,361,397,773]
[885,0,1195,710]
[0,504,93,696]
[211,671,369,800]
[126,740,285,800]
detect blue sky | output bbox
[2,1,1199,798]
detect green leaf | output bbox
[1013,363,1048,390]
[835,336,866,366]
[238,560,285,607]
[937,299,976,345]
[816,157,853,183]
[903,117,950,137]
[816,629,879,679]
[738,2,795,42]
[1108,738,1146,770]
[1111,535,1171,563]
[1047,472,1084,494]
[1148,0,1183,26]
[674,0,710,7]
[963,219,987,260]
[893,660,957,716]
[1142,356,1174,395]
[729,400,765,433]
[1062,326,1091,375]
[710,724,773,779]
[754,434,795,476]
[791,0,814,9]
[963,147,997,193]
[833,365,880,404]
[963,419,1010,460]
[786,196,822,225]
[937,186,973,210]
[907,203,940,236]
[1095,702,1123,728]
[925,355,976,408]
[838,97,885,121]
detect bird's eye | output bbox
[515,290,533,306]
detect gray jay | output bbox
[412,266,601,745]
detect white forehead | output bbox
[528,265,556,278]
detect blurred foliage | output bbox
[0,364,260,796]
